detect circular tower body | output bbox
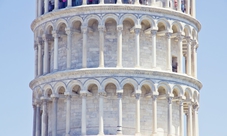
[30,0,202,136]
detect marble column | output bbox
[37,40,43,76]
[34,45,38,77]
[66,28,72,69]
[81,27,87,68]
[135,28,141,68]
[81,93,87,135]
[135,94,141,136]
[117,26,123,67]
[117,93,123,135]
[38,0,42,16]
[166,33,172,71]
[65,93,72,136]
[191,0,196,17]
[151,0,156,6]
[179,99,184,136]
[67,0,72,7]
[188,103,193,136]
[177,0,181,11]
[186,0,190,14]
[51,96,58,136]
[134,0,140,5]
[165,0,169,8]
[151,30,157,69]
[193,103,199,136]
[41,98,48,136]
[43,35,49,74]
[99,0,104,4]
[52,31,59,71]
[117,0,122,4]
[98,92,105,135]
[82,0,87,5]
[98,26,105,68]
[36,102,41,136]
[44,0,48,13]
[33,104,37,136]
[167,97,173,136]
[152,95,158,136]
[192,42,197,78]
[54,0,59,10]
[186,38,192,76]
[177,35,183,73]
[36,0,39,17]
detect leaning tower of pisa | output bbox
[30,0,202,136]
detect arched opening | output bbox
[104,18,117,67]
[122,18,136,68]
[122,83,135,135]
[46,25,53,73]
[87,19,99,68]
[157,22,166,32]
[72,0,82,6]
[71,20,83,69]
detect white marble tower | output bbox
[30,0,202,136]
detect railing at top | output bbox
[37,0,195,18]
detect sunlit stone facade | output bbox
[30,0,202,136]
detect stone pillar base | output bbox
[97,133,105,136]
[151,133,158,136]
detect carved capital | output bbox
[65,28,72,35]
[152,95,158,101]
[52,31,59,38]
[117,93,123,99]
[176,33,184,41]
[151,30,157,36]
[134,28,140,34]
[165,32,172,39]
[117,26,123,32]
[135,93,141,99]
[98,25,106,32]
[167,97,173,104]
[98,91,106,97]
[81,26,87,34]
[186,37,192,44]
[80,93,87,97]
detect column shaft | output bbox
[188,104,193,136]
[99,0,104,4]
[165,0,169,8]
[167,97,172,136]
[42,100,48,136]
[82,0,87,5]
[166,33,172,71]
[177,36,183,73]
[36,104,41,136]
[34,46,38,77]
[67,0,72,7]
[193,44,197,78]
[81,94,87,135]
[54,0,59,10]
[187,39,191,76]
[36,0,38,17]
[186,0,190,14]
[66,29,72,69]
[151,0,156,6]
[44,0,48,13]
[135,28,140,68]
[117,0,122,4]
[38,0,42,16]
[192,0,196,17]
[81,27,87,68]
[117,26,123,67]
[177,0,181,11]
[117,93,123,135]
[98,26,105,68]
[135,94,141,135]
[151,30,157,69]
[33,105,37,136]
[43,36,49,74]
[53,32,59,71]
[38,43,43,76]
[99,93,104,135]
[179,100,184,136]
[65,95,71,136]
[193,104,199,136]
[52,97,58,136]
[152,95,158,136]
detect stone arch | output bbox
[38,28,44,37]
[55,19,68,30]
[139,80,156,94]
[102,14,119,26]
[139,15,156,29]
[172,84,183,97]
[193,90,199,102]
[83,79,101,92]
[53,82,67,94]
[84,15,101,26]
[192,29,197,40]
[184,87,193,100]
[101,78,121,91]
[171,21,183,33]
[157,18,171,32]
[43,84,53,97]
[183,25,192,37]
[34,86,43,99]
[67,80,83,93]
[119,14,138,26]
[120,78,138,90]
[157,81,171,95]
[44,22,54,34]
[68,16,83,28]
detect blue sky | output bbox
[0,1,226,136]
